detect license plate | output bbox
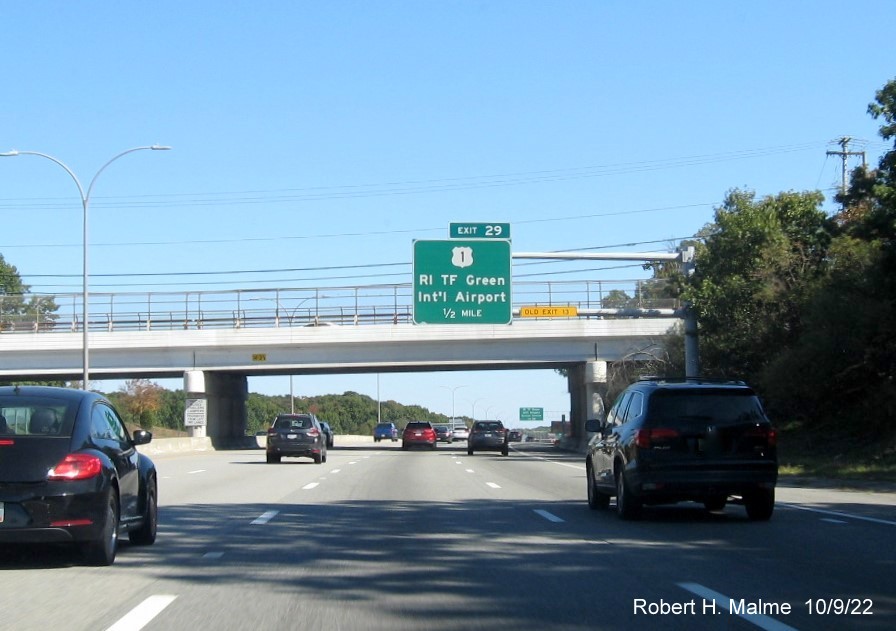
[287,433,297,440]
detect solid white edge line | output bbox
[780,502,896,526]
[677,583,798,631]
[106,595,178,631]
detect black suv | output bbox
[585,378,777,520]
[468,420,509,456]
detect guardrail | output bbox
[0,278,681,333]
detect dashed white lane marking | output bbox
[678,583,798,631]
[203,551,225,559]
[251,510,279,525]
[106,595,178,631]
[534,509,564,523]
[303,482,320,490]
[466,469,475,473]
[486,482,501,489]
[187,470,205,474]
[331,469,342,474]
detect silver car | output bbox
[452,423,470,441]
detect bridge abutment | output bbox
[184,371,249,443]
[567,360,608,447]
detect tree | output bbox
[114,380,165,428]
[0,254,58,331]
[683,188,834,382]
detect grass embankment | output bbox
[777,423,896,483]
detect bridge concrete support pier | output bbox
[568,361,608,447]
[195,372,249,444]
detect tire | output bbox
[744,489,775,521]
[83,490,119,566]
[467,448,474,456]
[587,463,610,510]
[266,453,281,464]
[129,480,158,545]
[313,452,322,464]
[704,496,727,512]
[615,470,641,520]
[431,442,437,450]
[501,446,509,456]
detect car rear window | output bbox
[274,416,313,430]
[648,390,766,427]
[405,422,430,430]
[0,399,74,437]
[475,422,503,431]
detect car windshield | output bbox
[648,391,766,426]
[0,399,74,437]
[274,416,313,430]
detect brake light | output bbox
[634,428,679,449]
[307,428,320,438]
[48,454,103,481]
[745,425,777,447]
[0,439,14,446]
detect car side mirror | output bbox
[585,419,603,433]
[132,429,153,446]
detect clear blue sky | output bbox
[1,2,893,426]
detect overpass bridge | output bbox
[0,275,689,442]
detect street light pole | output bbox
[1,145,171,389]
[440,385,467,423]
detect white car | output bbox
[452,424,470,441]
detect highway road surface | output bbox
[1,440,893,630]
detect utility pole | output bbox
[826,137,867,202]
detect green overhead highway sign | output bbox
[413,239,512,324]
[519,407,544,421]
[449,222,511,239]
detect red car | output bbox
[402,421,437,450]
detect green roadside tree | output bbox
[683,188,834,383]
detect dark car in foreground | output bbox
[585,378,778,520]
[402,421,437,450]
[0,385,158,565]
[468,420,509,456]
[373,422,398,442]
[266,413,327,464]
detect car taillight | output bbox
[745,425,777,447]
[308,428,320,438]
[48,454,103,481]
[634,428,679,449]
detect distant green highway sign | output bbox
[519,407,544,421]
[413,239,512,324]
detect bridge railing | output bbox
[0,278,680,333]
